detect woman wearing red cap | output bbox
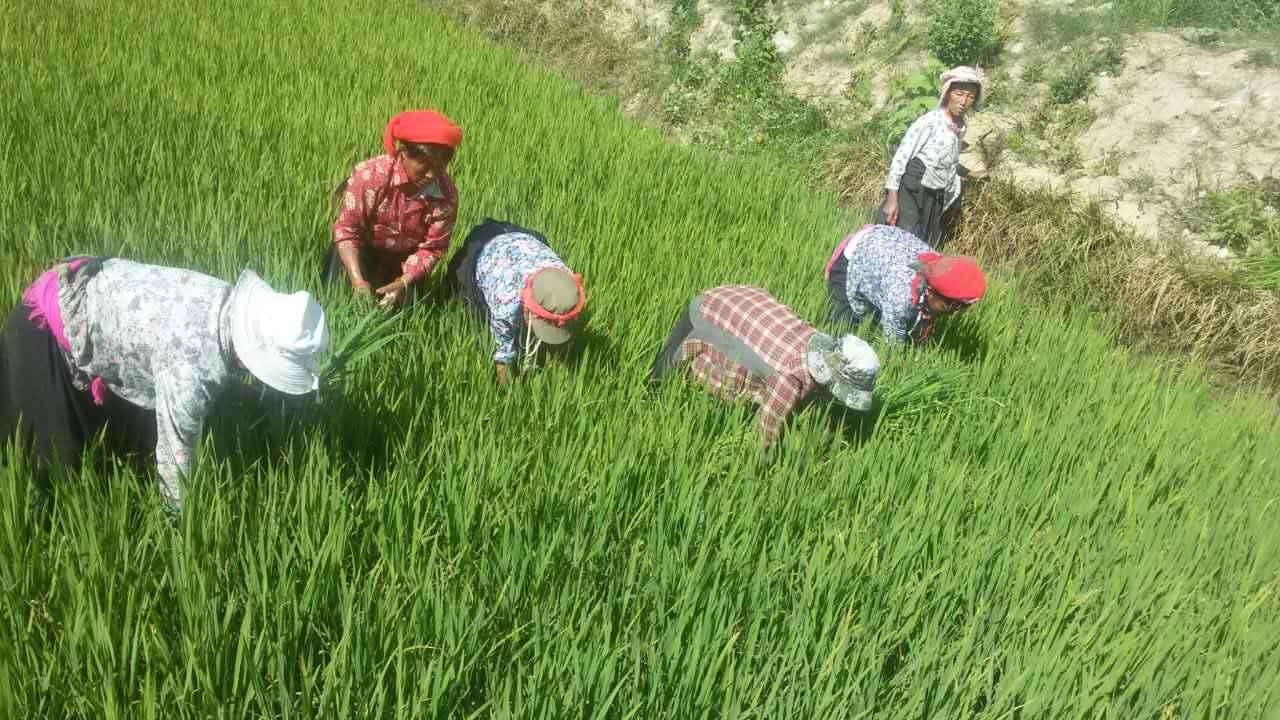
[823,224,985,345]
[322,110,463,307]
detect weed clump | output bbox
[926,0,1000,66]
[1186,182,1280,256]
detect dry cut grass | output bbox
[822,138,1280,392]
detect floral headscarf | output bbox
[938,66,987,110]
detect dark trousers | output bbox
[874,157,950,247]
[827,253,856,325]
[320,245,419,308]
[647,306,694,384]
[0,303,155,475]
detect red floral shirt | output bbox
[332,154,458,284]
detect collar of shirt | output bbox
[389,157,445,200]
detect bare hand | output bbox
[882,192,900,226]
[375,277,408,307]
[352,281,372,301]
[495,363,509,386]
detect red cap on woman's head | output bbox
[382,110,463,154]
[917,252,986,303]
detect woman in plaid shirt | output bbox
[648,285,880,450]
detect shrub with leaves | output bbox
[871,60,946,151]
[926,0,1000,67]
[1191,184,1280,255]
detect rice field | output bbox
[2,1,1279,717]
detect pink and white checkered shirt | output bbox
[679,285,818,447]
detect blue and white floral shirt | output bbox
[842,225,933,345]
[58,259,236,511]
[474,233,568,364]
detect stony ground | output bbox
[599,0,1280,255]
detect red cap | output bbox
[917,252,986,303]
[382,110,463,154]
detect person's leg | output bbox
[647,305,695,385]
[320,244,346,287]
[897,187,929,241]
[0,304,96,472]
[826,254,855,325]
[448,227,506,322]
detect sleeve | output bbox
[402,189,457,283]
[152,367,216,513]
[881,297,915,346]
[332,165,369,250]
[491,312,520,365]
[688,343,755,404]
[755,374,804,448]
[885,114,933,191]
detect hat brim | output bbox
[832,383,874,413]
[528,316,575,345]
[228,271,320,395]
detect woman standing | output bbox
[876,66,986,246]
[323,110,463,307]
[825,224,986,345]
[1,257,329,515]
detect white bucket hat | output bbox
[227,270,329,395]
[806,333,880,412]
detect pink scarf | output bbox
[21,259,107,405]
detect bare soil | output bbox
[597,0,1280,255]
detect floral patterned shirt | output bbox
[842,225,933,345]
[885,108,964,209]
[676,285,818,448]
[475,233,569,364]
[58,259,236,511]
[332,154,458,284]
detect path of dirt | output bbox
[599,0,1280,256]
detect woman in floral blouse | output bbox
[876,66,986,247]
[824,224,986,345]
[446,219,586,385]
[322,110,463,308]
[1,257,328,515]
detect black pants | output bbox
[874,157,950,247]
[320,245,419,309]
[826,252,857,326]
[647,306,694,384]
[0,303,156,475]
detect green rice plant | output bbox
[0,0,1279,717]
[319,304,409,395]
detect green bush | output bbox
[873,61,946,150]
[1048,63,1092,104]
[1193,184,1280,255]
[926,0,1000,67]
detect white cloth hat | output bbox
[805,333,880,411]
[227,270,329,395]
[939,65,987,109]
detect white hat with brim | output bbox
[808,333,880,411]
[228,270,329,395]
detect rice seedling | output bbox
[0,0,1278,717]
